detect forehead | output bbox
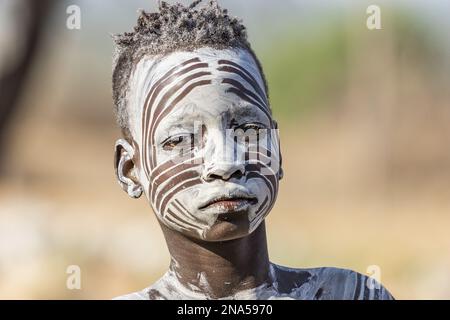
[127,47,269,140]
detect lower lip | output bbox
[201,199,255,213]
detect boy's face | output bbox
[119,48,282,241]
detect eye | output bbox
[240,123,266,131]
[162,134,194,151]
[234,123,267,138]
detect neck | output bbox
[159,221,271,298]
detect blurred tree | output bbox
[0,0,54,176]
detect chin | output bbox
[172,212,254,242]
[201,219,252,241]
[159,202,265,241]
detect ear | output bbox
[114,139,143,198]
[272,119,284,180]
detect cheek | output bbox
[245,178,268,196]
[140,138,197,209]
[153,149,178,167]
[175,188,219,227]
[246,178,274,210]
[150,169,202,215]
[245,177,278,232]
[157,183,234,240]
[142,138,204,220]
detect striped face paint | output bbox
[126,47,282,241]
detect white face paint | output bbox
[125,47,282,241]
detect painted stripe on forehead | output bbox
[140,52,274,178]
[141,57,202,177]
[144,63,209,124]
[144,70,211,172]
[222,78,268,112]
[218,59,266,97]
[225,87,272,122]
[217,65,268,106]
[149,79,213,168]
[148,71,212,133]
[142,63,209,143]
[141,58,200,132]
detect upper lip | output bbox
[199,191,257,209]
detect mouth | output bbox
[199,193,258,212]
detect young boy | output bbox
[112,1,393,300]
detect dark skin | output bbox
[159,219,271,298]
[116,110,393,301]
[114,53,394,300]
[115,150,395,301]
[117,139,274,298]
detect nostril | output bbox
[207,173,223,181]
[229,170,243,180]
[205,169,244,181]
[202,163,245,182]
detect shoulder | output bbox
[270,263,394,300]
[307,266,395,300]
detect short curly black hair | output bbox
[112,0,268,140]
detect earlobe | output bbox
[114,139,143,198]
[278,147,284,181]
[278,167,284,180]
[272,119,284,181]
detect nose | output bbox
[202,161,245,182]
[201,130,245,182]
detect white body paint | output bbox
[114,264,394,300]
[114,48,394,302]
[125,47,281,239]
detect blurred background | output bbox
[0,0,449,299]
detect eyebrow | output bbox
[232,102,272,124]
[153,107,201,140]
[155,100,272,139]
